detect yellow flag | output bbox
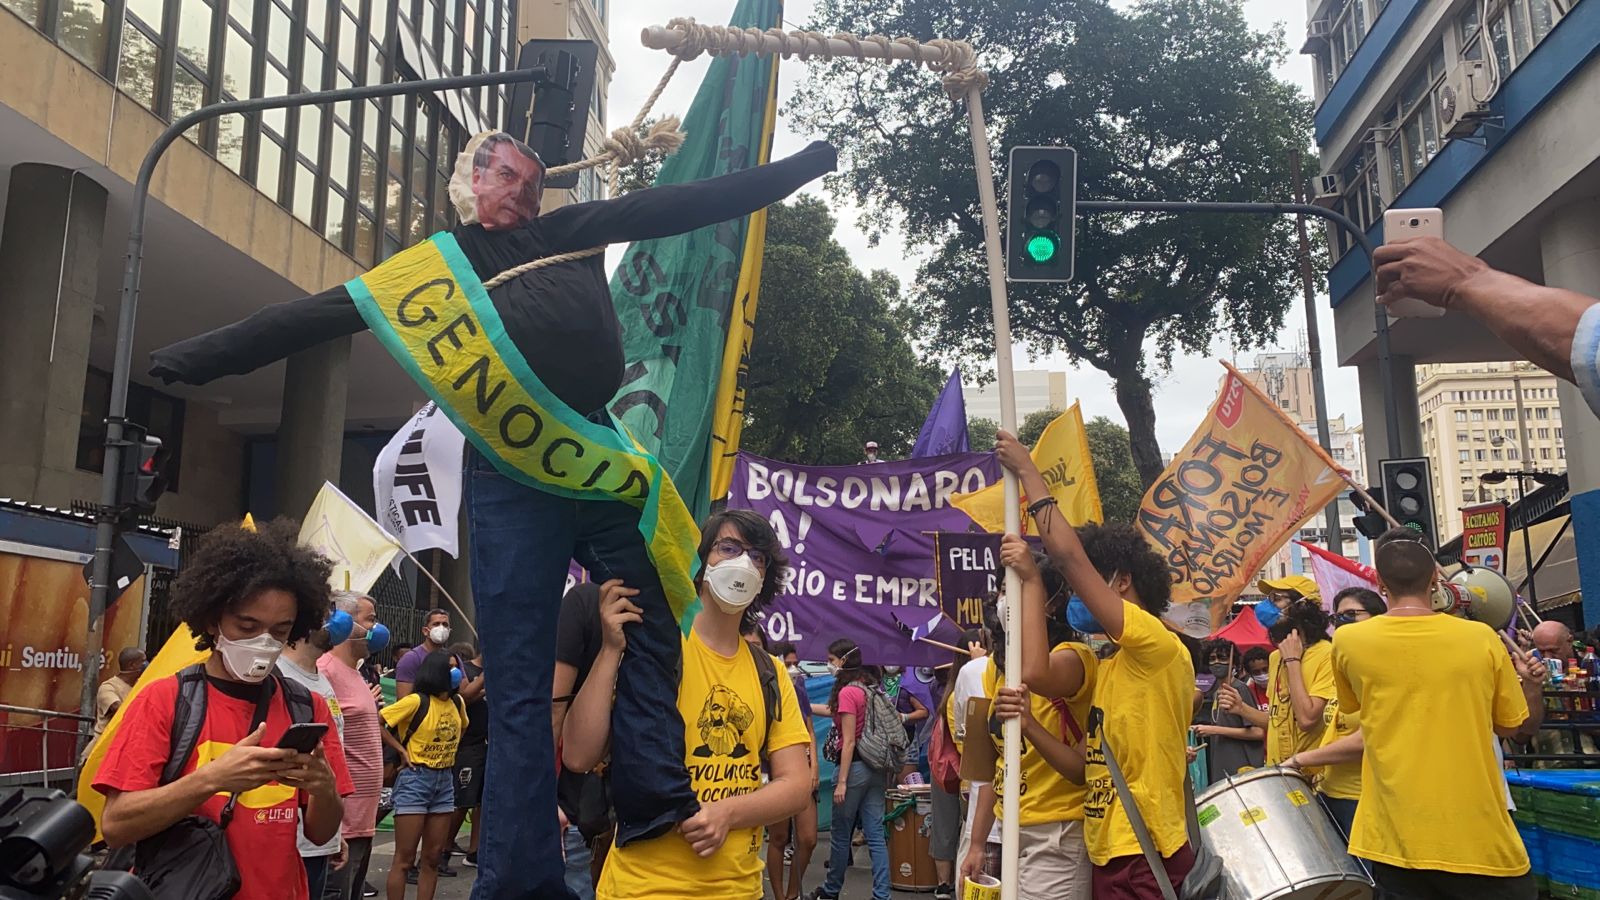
[299,482,401,593]
[1136,362,1349,636]
[953,403,1103,532]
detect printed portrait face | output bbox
[451,131,545,230]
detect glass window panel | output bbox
[1510,0,1531,62]
[411,142,429,190]
[355,213,376,263]
[334,66,353,92]
[178,0,213,68]
[1400,69,1427,113]
[1403,117,1424,178]
[217,112,246,172]
[325,189,346,245]
[1490,16,1512,74]
[408,192,428,241]
[172,66,206,124]
[358,150,379,210]
[329,124,352,188]
[293,163,317,224]
[228,0,255,26]
[1421,98,1439,161]
[385,176,404,235]
[3,0,44,26]
[267,0,291,61]
[420,0,433,38]
[376,0,392,43]
[257,134,284,199]
[1530,0,1553,43]
[338,11,358,62]
[262,64,289,133]
[127,0,165,31]
[58,0,110,67]
[367,38,382,80]
[117,27,160,110]
[305,0,326,35]
[223,26,252,96]
[382,234,400,261]
[302,40,324,89]
[299,105,323,162]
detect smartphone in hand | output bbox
[275,722,330,753]
[1382,208,1448,318]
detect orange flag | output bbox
[1136,363,1349,636]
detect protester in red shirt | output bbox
[96,520,354,900]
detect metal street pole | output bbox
[1289,149,1343,557]
[1513,374,1538,607]
[80,67,548,751]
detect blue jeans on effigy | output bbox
[465,447,696,900]
[824,761,890,900]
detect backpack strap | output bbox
[277,674,317,725]
[744,642,781,761]
[162,664,211,786]
[397,693,433,749]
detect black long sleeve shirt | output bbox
[150,141,837,415]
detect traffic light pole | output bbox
[1074,199,1402,469]
[80,67,548,752]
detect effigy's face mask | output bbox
[450,131,546,231]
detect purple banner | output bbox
[728,451,1000,666]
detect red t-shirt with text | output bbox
[94,674,355,900]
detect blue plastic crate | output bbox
[1518,823,1546,876]
[1546,831,1600,890]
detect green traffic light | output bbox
[1026,232,1059,263]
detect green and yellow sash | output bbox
[347,234,702,631]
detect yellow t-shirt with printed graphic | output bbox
[379,693,465,769]
[981,643,1096,826]
[598,629,809,900]
[1265,641,1336,765]
[1083,601,1193,866]
[1313,700,1362,801]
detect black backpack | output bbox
[109,665,317,900]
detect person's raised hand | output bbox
[993,430,1034,478]
[999,534,1039,583]
[278,746,338,799]
[1216,682,1241,711]
[597,579,643,653]
[967,640,988,660]
[1278,629,1305,661]
[1374,236,1489,312]
[200,724,295,794]
[680,800,734,857]
[1502,632,1547,691]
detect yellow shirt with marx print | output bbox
[981,643,1097,826]
[380,692,466,769]
[598,628,809,900]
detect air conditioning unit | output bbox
[1437,60,1490,138]
[1307,18,1332,40]
[1311,173,1342,209]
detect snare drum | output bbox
[1195,768,1373,900]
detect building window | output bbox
[1471,410,1484,422]
[77,368,185,492]
[1459,450,1471,463]
[1464,0,1561,76]
[1541,447,1551,460]
[1333,145,1384,257]
[1535,407,1550,419]
[1486,409,1499,420]
[1503,408,1517,420]
[1455,410,1468,423]
[1475,449,1486,461]
[1456,431,1469,442]
[1385,45,1448,198]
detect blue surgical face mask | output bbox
[450,666,464,690]
[1065,594,1105,635]
[1254,598,1283,628]
[324,609,354,647]
[361,621,391,653]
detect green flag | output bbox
[607,0,783,520]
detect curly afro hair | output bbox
[1267,599,1332,648]
[170,518,333,651]
[1076,523,1172,618]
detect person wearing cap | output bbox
[863,441,882,464]
[1216,576,1334,766]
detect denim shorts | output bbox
[393,765,456,816]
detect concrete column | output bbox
[1539,198,1600,627]
[274,337,352,520]
[1356,353,1423,480]
[0,165,108,503]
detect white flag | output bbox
[372,403,466,558]
[299,482,402,592]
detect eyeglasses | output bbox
[1333,612,1364,626]
[713,538,768,568]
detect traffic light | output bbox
[1006,146,1076,282]
[1349,487,1388,540]
[1378,458,1438,549]
[118,425,170,514]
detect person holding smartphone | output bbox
[279,623,350,898]
[380,651,467,900]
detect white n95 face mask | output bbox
[429,625,452,645]
[706,553,762,613]
[215,632,286,683]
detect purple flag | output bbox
[911,368,970,458]
[729,450,998,666]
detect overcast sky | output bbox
[603,0,1354,451]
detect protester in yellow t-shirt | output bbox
[958,536,1097,899]
[1261,600,1337,765]
[379,650,467,900]
[1329,529,1544,898]
[996,428,1196,898]
[564,510,810,900]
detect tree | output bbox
[614,117,666,195]
[1017,407,1063,448]
[967,416,998,450]
[790,0,1313,486]
[1084,416,1144,524]
[740,197,945,464]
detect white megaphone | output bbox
[1431,565,1517,631]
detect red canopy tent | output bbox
[1210,605,1273,652]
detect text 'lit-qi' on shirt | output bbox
[1333,613,1530,876]
[597,629,809,900]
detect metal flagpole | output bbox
[962,85,1023,900]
